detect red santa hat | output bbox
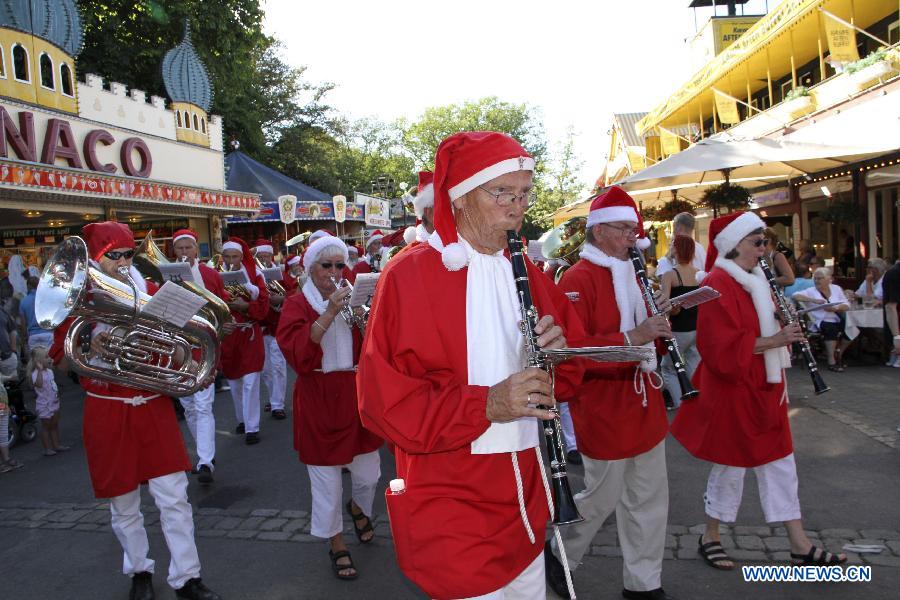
[303,235,349,270]
[221,236,258,279]
[413,170,434,218]
[172,228,198,245]
[308,229,332,243]
[82,221,134,261]
[432,131,535,270]
[347,245,359,256]
[366,230,384,249]
[285,254,301,267]
[585,186,651,250]
[253,238,274,255]
[705,211,766,272]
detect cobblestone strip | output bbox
[812,405,900,451]
[2,503,899,567]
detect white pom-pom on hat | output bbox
[403,226,417,245]
[636,237,651,250]
[441,242,469,271]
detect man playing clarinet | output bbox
[358,131,584,600]
[548,187,675,600]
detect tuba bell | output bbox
[542,216,587,283]
[132,232,233,335]
[35,237,224,397]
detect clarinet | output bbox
[628,248,699,401]
[759,257,830,395]
[506,231,583,526]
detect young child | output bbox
[28,346,68,456]
[0,373,24,472]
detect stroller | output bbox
[3,375,37,448]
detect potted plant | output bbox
[701,183,753,217]
[772,85,816,121]
[845,48,899,91]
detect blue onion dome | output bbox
[161,22,212,112]
[0,0,83,56]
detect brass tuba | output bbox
[542,216,587,283]
[35,237,223,397]
[132,233,233,334]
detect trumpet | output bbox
[329,276,369,334]
[216,260,251,301]
[253,255,286,311]
[35,237,223,397]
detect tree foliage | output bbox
[524,127,585,238]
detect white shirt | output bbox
[855,276,884,301]
[793,284,850,327]
[655,240,706,276]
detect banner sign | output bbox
[361,194,392,228]
[226,200,365,224]
[659,128,682,157]
[824,20,859,63]
[713,89,741,124]
[333,195,347,223]
[278,195,297,224]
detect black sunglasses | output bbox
[104,249,135,260]
[746,238,768,248]
[319,262,346,270]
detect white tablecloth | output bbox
[844,309,884,340]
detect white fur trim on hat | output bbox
[309,230,330,243]
[254,244,274,255]
[222,241,242,252]
[347,245,359,255]
[173,233,197,244]
[303,236,349,270]
[286,255,301,266]
[447,156,536,200]
[403,226,417,245]
[413,183,434,218]
[366,234,384,248]
[586,205,639,228]
[713,212,766,256]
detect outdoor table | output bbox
[844,308,884,340]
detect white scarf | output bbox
[714,257,791,384]
[190,261,206,290]
[301,278,354,373]
[579,244,657,372]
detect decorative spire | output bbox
[0,0,83,56]
[161,20,212,112]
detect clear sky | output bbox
[262,0,773,194]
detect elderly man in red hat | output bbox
[671,211,847,571]
[252,238,288,419]
[50,221,221,600]
[350,230,385,282]
[548,186,676,600]
[171,228,233,484]
[220,237,269,444]
[359,131,585,600]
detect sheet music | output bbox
[526,240,544,261]
[261,267,283,282]
[670,285,721,310]
[142,281,209,328]
[220,270,250,286]
[157,262,194,283]
[349,273,379,307]
[797,301,845,314]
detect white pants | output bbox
[554,440,668,592]
[229,372,261,433]
[108,471,200,589]
[180,384,216,469]
[457,550,545,600]
[307,450,381,539]
[704,454,802,524]
[261,335,287,411]
[559,402,577,452]
[660,330,701,408]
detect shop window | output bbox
[183,110,189,128]
[176,111,182,127]
[0,46,5,79]
[39,53,54,89]
[12,44,29,82]
[60,63,74,96]
[201,117,206,133]
[193,113,199,130]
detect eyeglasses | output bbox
[745,237,768,248]
[601,223,638,236]
[477,186,535,207]
[103,249,135,260]
[319,262,346,270]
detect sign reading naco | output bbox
[0,101,225,190]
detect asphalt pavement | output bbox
[1,362,898,599]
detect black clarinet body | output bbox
[758,257,830,395]
[506,230,583,526]
[627,248,699,401]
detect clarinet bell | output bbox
[552,476,584,525]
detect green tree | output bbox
[523,127,586,238]
[400,97,547,168]
[76,0,333,158]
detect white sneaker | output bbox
[888,355,900,368]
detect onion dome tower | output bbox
[162,22,212,147]
[0,0,82,113]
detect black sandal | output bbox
[790,545,847,566]
[329,549,358,580]
[346,499,375,544]
[698,536,735,570]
